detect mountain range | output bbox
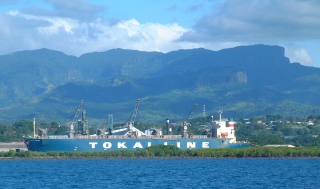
[1,44,320,125]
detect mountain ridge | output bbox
[0,44,319,125]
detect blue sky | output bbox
[0,0,320,67]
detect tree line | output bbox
[1,145,320,159]
[0,120,68,142]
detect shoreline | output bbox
[1,155,319,161]
[2,145,320,160]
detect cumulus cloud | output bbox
[0,0,318,67]
[0,10,195,56]
[285,48,313,67]
[0,12,50,54]
[181,0,320,42]
[177,0,320,66]
[21,0,105,21]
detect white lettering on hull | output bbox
[103,142,112,149]
[89,141,217,149]
[202,142,209,148]
[89,142,98,148]
[133,142,143,148]
[118,142,127,148]
[187,142,196,148]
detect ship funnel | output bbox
[228,117,235,127]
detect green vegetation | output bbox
[234,114,320,147]
[1,146,320,159]
[0,120,67,142]
[2,45,320,124]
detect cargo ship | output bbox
[24,100,250,152]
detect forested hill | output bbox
[1,44,320,124]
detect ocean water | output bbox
[1,158,320,189]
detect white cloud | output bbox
[84,19,191,54]
[285,48,313,66]
[0,0,319,67]
[1,11,195,56]
[177,0,320,67]
[181,0,320,42]
[22,0,105,20]
[8,11,79,34]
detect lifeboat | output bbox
[221,132,228,136]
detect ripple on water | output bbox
[1,158,320,188]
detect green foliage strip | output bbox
[1,145,320,159]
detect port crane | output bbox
[68,100,84,138]
[107,99,144,138]
[78,110,87,135]
[182,104,198,137]
[126,99,140,130]
[107,114,114,130]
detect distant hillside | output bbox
[1,44,320,124]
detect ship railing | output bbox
[85,136,99,139]
[108,135,130,139]
[106,135,183,139]
[162,135,182,139]
[106,135,158,139]
[189,135,208,139]
[48,136,68,139]
[73,135,102,139]
[236,141,249,143]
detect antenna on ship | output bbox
[217,109,223,122]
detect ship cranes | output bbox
[125,99,139,128]
[98,99,145,138]
[126,99,140,137]
[78,109,88,135]
[182,104,198,138]
[68,100,84,138]
[106,114,114,135]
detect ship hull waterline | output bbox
[24,138,250,152]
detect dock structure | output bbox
[0,143,28,152]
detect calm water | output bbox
[1,158,320,189]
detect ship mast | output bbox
[33,118,36,138]
[217,109,223,122]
